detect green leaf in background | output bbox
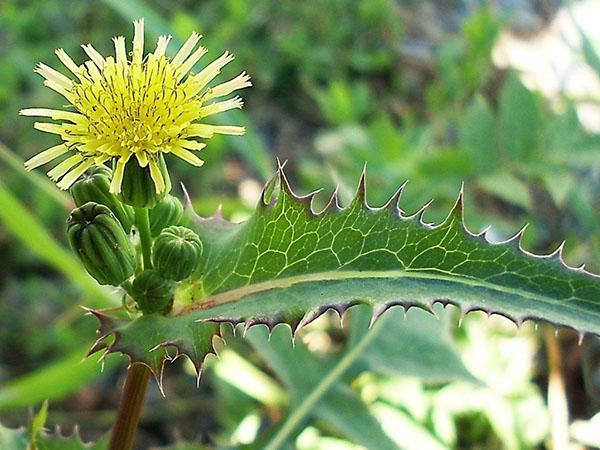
[499,74,542,163]
[245,325,398,450]
[348,306,474,382]
[0,423,27,450]
[0,180,115,308]
[1,406,109,450]
[36,433,109,450]
[0,350,120,413]
[90,166,600,379]
[459,95,499,173]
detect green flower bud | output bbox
[153,226,202,281]
[149,194,184,237]
[131,269,176,314]
[67,202,136,286]
[118,154,172,208]
[70,166,135,231]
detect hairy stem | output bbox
[108,363,151,450]
[135,207,152,270]
[264,316,386,450]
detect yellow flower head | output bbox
[21,19,251,193]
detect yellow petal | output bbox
[148,159,166,193]
[199,97,243,117]
[132,19,145,65]
[187,124,245,138]
[81,44,105,68]
[47,154,83,180]
[34,122,65,135]
[113,36,127,65]
[154,35,172,58]
[190,51,235,92]
[24,144,69,170]
[34,63,72,89]
[177,46,208,79]
[172,32,202,66]
[57,159,94,190]
[109,157,128,194]
[55,48,81,76]
[20,108,83,123]
[176,140,206,151]
[135,151,149,167]
[203,72,252,100]
[42,80,72,98]
[171,147,204,166]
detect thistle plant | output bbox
[21,19,250,449]
[17,17,600,450]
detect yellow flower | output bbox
[21,19,251,193]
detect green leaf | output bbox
[459,95,499,173]
[0,418,108,450]
[0,424,27,450]
[348,306,474,382]
[29,400,48,445]
[246,325,398,450]
[0,142,71,209]
[90,167,600,379]
[0,349,120,413]
[36,432,108,450]
[0,180,115,308]
[499,74,542,162]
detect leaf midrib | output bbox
[179,268,595,320]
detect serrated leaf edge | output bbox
[88,162,595,385]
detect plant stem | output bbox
[135,207,152,269]
[264,316,386,450]
[109,207,154,450]
[108,363,151,450]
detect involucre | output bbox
[67,202,137,286]
[153,226,202,281]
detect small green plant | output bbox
[6,16,600,450]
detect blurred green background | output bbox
[1,0,600,448]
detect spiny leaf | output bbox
[90,165,600,383]
[0,420,108,450]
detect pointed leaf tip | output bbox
[87,167,600,380]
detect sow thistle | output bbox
[21,18,251,195]
[18,19,251,309]
[16,16,600,450]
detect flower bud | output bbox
[67,202,136,286]
[131,269,176,314]
[149,194,184,237]
[153,226,202,281]
[118,154,172,208]
[70,166,134,231]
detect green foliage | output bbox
[1,403,109,450]
[3,1,600,448]
[0,351,119,413]
[0,180,115,307]
[499,74,543,163]
[459,95,498,174]
[91,168,600,377]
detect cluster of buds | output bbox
[66,166,202,315]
